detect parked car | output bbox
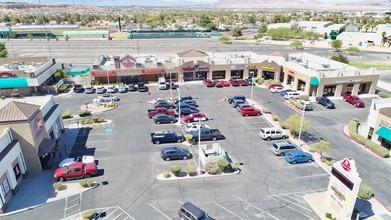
[155,101,176,109]
[180,100,199,108]
[151,130,184,144]
[174,96,194,104]
[153,114,177,124]
[95,86,105,94]
[285,150,314,164]
[236,103,252,111]
[58,156,95,168]
[183,113,207,123]
[171,82,179,90]
[284,92,301,100]
[271,141,298,156]
[178,202,215,220]
[161,146,192,161]
[228,95,246,104]
[73,84,83,93]
[343,94,365,108]
[184,123,210,133]
[229,79,240,86]
[315,96,335,109]
[147,107,176,118]
[238,79,248,86]
[107,85,117,93]
[270,87,284,93]
[213,80,223,88]
[240,107,262,116]
[259,127,288,140]
[84,85,94,94]
[220,80,230,86]
[204,79,215,87]
[188,127,222,142]
[300,101,313,111]
[152,98,167,104]
[268,84,283,89]
[231,99,248,108]
[98,94,119,102]
[128,83,136,92]
[137,82,147,92]
[280,89,296,96]
[179,108,199,116]
[176,104,198,112]
[118,84,127,93]
[245,78,255,85]
[54,162,97,182]
[158,77,167,90]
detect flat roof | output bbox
[0,95,52,111]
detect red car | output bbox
[203,79,214,87]
[213,80,223,88]
[238,80,248,86]
[183,113,207,123]
[343,94,365,108]
[229,79,240,86]
[220,80,230,86]
[54,162,97,182]
[147,107,176,118]
[268,84,283,89]
[240,107,262,116]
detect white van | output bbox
[158,77,167,90]
[284,91,301,100]
[259,127,288,140]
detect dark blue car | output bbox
[285,150,314,164]
[161,146,191,161]
[280,89,296,96]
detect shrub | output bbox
[309,147,316,153]
[170,165,182,176]
[365,140,390,157]
[289,99,295,105]
[205,163,222,175]
[80,179,87,187]
[91,116,99,123]
[358,184,373,199]
[185,166,197,176]
[293,102,304,110]
[272,116,280,121]
[97,117,105,123]
[163,170,171,178]
[80,119,86,124]
[78,110,90,117]
[87,180,95,187]
[325,213,332,219]
[82,209,95,220]
[320,157,327,163]
[58,83,70,93]
[229,162,237,170]
[267,79,282,86]
[280,123,289,129]
[53,182,63,190]
[106,103,117,108]
[11,93,20,98]
[355,134,367,145]
[217,159,229,171]
[184,134,193,143]
[299,95,309,101]
[62,112,72,119]
[262,108,271,114]
[379,91,391,98]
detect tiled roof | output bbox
[177,50,209,58]
[266,51,288,57]
[379,107,391,118]
[0,101,40,122]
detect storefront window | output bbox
[1,178,10,197]
[298,79,306,91]
[183,72,194,81]
[230,70,243,79]
[263,71,275,80]
[249,70,258,79]
[164,73,177,81]
[323,85,336,96]
[345,84,354,94]
[13,163,21,180]
[195,72,207,80]
[212,71,226,80]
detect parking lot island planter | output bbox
[156,169,240,181]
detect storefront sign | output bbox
[90,71,116,76]
[141,68,165,74]
[262,65,275,71]
[0,72,16,78]
[35,117,44,137]
[182,66,196,71]
[336,79,363,84]
[248,64,257,69]
[231,65,246,69]
[197,66,209,71]
[289,70,295,75]
[379,120,391,129]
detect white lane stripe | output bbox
[148,203,172,220]
[279,195,307,204]
[210,200,245,220]
[292,173,329,179]
[269,197,315,220]
[103,207,120,219]
[118,207,136,220]
[269,188,327,197]
[269,196,313,212]
[232,194,280,220]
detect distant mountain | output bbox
[0,0,211,6]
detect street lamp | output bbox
[169,68,172,101]
[298,102,307,140]
[194,117,205,175]
[106,70,111,96]
[177,86,181,124]
[250,77,255,101]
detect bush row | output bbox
[165,159,235,178]
[80,117,105,125]
[288,99,304,110]
[379,91,391,98]
[105,103,118,108]
[253,77,265,85]
[58,83,71,93]
[262,108,271,114]
[78,110,91,117]
[62,112,72,119]
[80,179,95,187]
[348,119,389,158]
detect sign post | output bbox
[326,158,361,220]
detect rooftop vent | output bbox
[296,58,303,62]
[322,64,330,68]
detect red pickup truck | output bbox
[148,107,176,118]
[54,162,97,182]
[343,94,365,108]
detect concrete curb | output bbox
[54,90,74,98]
[156,170,240,181]
[283,100,304,114]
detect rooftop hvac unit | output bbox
[322,64,330,68]
[3,64,9,69]
[32,62,36,66]
[10,64,19,70]
[297,58,303,62]
[290,57,297,61]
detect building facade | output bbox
[88,50,378,97]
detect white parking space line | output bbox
[292,173,329,179]
[210,200,246,220]
[269,188,327,197]
[148,203,173,220]
[279,195,307,204]
[232,194,280,220]
[103,207,120,219]
[269,197,315,220]
[268,196,312,212]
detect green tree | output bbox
[198,14,211,28]
[314,140,331,158]
[219,35,230,44]
[331,39,342,52]
[27,33,33,41]
[207,22,217,31]
[232,26,242,39]
[284,114,311,137]
[3,15,11,22]
[54,69,66,79]
[0,42,7,58]
[290,40,303,49]
[331,54,349,64]
[345,46,360,56]
[258,23,268,35]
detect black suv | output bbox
[153,114,177,124]
[174,96,194,104]
[316,96,335,109]
[73,84,83,93]
[228,95,246,104]
[179,202,215,220]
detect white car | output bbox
[58,155,95,167]
[84,85,94,94]
[107,85,117,93]
[118,84,126,93]
[184,123,210,133]
[96,86,105,94]
[270,87,284,93]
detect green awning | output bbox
[310,77,320,86]
[376,126,391,142]
[0,78,28,89]
[67,65,91,75]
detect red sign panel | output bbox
[35,117,44,138]
[0,72,16,78]
[380,120,391,129]
[289,70,295,75]
[141,69,165,74]
[90,71,116,76]
[183,66,196,71]
[341,159,351,172]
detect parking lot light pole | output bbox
[177,87,181,124]
[170,68,172,101]
[197,118,202,175]
[298,102,307,140]
[250,78,254,101]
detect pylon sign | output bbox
[326,158,362,220]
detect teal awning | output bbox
[310,77,320,86]
[0,78,28,89]
[376,126,391,142]
[67,65,91,75]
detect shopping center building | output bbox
[89,50,378,97]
